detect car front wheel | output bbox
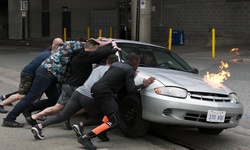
[197,128,224,135]
[119,95,150,138]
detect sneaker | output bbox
[77,135,97,150]
[97,132,110,142]
[0,95,6,101]
[22,109,31,118]
[25,116,37,126]
[0,105,7,113]
[63,119,72,130]
[2,119,24,128]
[72,123,84,138]
[31,125,44,140]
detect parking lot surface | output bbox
[0,38,188,150]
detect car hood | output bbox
[138,67,233,94]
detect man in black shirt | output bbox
[77,52,155,149]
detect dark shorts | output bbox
[57,84,77,106]
[18,72,33,95]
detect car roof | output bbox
[113,39,168,50]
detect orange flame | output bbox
[230,48,239,55]
[230,48,240,62]
[203,61,230,89]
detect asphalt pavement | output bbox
[0,38,188,150]
[0,38,250,150]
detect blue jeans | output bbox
[5,66,59,121]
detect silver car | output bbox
[105,39,244,137]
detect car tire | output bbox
[197,128,224,135]
[119,95,150,138]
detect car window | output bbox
[116,43,195,73]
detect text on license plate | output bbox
[206,110,226,122]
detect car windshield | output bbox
[116,43,195,73]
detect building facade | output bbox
[2,0,250,45]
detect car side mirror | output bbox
[193,68,199,74]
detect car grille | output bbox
[184,113,231,123]
[189,92,231,102]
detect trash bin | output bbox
[172,30,184,45]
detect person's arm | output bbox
[84,41,121,64]
[126,69,155,94]
[111,41,121,51]
[90,37,121,52]
[95,37,113,47]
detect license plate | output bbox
[206,110,226,122]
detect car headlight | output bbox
[229,93,240,103]
[154,87,187,98]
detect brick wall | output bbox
[151,0,250,45]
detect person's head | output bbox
[106,54,119,66]
[141,52,156,66]
[51,38,63,52]
[85,39,100,51]
[125,52,141,71]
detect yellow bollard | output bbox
[211,28,216,58]
[110,27,113,38]
[87,27,90,39]
[63,28,67,41]
[99,29,102,37]
[168,28,172,50]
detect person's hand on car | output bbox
[143,77,155,87]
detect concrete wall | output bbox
[151,0,250,45]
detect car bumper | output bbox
[141,92,244,128]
